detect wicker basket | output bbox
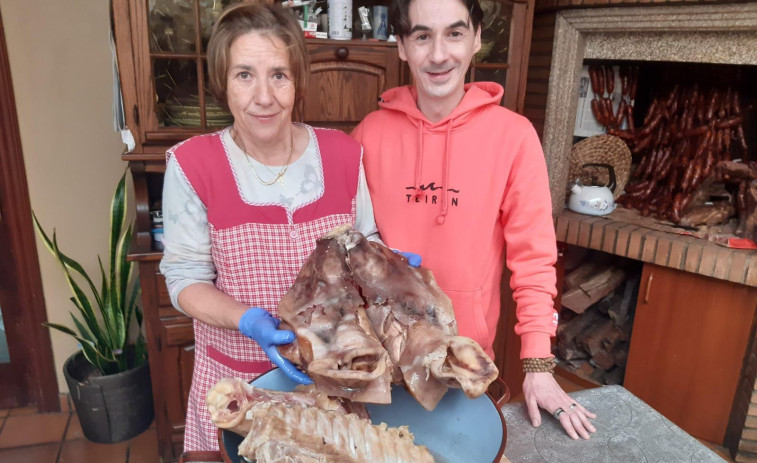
[567,135,631,199]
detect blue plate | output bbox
[218,368,507,463]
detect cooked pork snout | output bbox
[278,230,393,403]
[344,231,499,411]
[206,378,251,434]
[207,378,318,436]
[208,378,371,437]
[425,337,499,399]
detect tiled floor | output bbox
[0,394,159,463]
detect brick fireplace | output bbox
[535,3,757,460]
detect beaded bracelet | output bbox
[522,357,556,374]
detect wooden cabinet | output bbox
[113,0,241,154]
[112,0,404,155]
[302,40,400,132]
[132,258,195,461]
[624,263,757,444]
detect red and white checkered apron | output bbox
[170,127,360,451]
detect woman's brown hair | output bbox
[207,2,309,109]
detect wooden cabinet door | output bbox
[302,41,401,132]
[469,0,535,113]
[624,263,757,444]
[162,320,195,459]
[138,260,194,462]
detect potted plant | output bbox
[33,170,154,443]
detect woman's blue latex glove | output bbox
[394,250,422,267]
[238,307,313,385]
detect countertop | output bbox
[502,385,725,462]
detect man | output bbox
[352,0,596,439]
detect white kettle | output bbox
[568,163,617,216]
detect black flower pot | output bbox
[63,351,154,443]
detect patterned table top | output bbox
[502,385,725,462]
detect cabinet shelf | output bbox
[471,62,511,70]
[306,38,398,47]
[127,250,162,262]
[122,154,167,164]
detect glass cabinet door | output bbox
[469,0,513,86]
[467,0,532,113]
[144,0,239,136]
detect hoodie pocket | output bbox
[441,287,490,350]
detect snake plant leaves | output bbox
[34,169,144,376]
[110,172,127,304]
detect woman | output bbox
[160,3,383,451]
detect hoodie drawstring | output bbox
[381,83,503,226]
[414,120,425,200]
[436,121,453,224]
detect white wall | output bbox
[1,0,128,391]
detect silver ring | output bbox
[570,403,577,410]
[553,407,565,419]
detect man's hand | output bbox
[238,307,313,384]
[523,372,596,439]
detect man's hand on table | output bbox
[523,372,597,440]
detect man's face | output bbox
[398,0,481,106]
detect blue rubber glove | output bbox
[238,307,312,384]
[393,250,422,267]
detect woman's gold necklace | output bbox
[237,130,295,186]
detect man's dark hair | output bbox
[389,0,484,39]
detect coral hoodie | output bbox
[352,82,558,359]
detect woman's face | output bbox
[226,31,295,146]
